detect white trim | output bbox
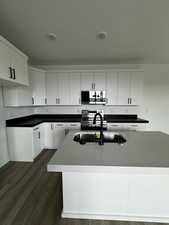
[29,66,45,73]
[35,64,144,72]
[47,164,169,174]
[62,211,169,223]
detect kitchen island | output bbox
[48,130,169,223]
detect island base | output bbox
[62,170,169,223]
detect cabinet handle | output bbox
[127,98,129,104]
[38,132,40,139]
[9,67,13,79]
[130,98,132,104]
[13,68,16,80]
[51,124,54,130]
[45,98,47,104]
[32,97,34,105]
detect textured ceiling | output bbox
[0,0,169,65]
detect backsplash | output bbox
[34,105,140,115]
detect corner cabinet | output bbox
[0,35,29,86]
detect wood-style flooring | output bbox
[0,149,165,225]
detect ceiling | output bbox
[0,0,169,65]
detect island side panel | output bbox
[62,172,129,218]
[62,171,169,222]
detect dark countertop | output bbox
[6,114,149,127]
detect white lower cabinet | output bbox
[33,127,41,158]
[44,122,80,149]
[108,123,147,131]
[44,123,66,149]
[7,125,42,162]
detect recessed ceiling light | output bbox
[47,33,57,41]
[96,31,108,40]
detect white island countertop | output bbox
[47,130,169,173]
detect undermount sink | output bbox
[73,131,126,145]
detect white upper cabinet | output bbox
[11,49,29,85]
[80,72,106,90]
[29,67,46,105]
[58,73,70,105]
[130,71,143,105]
[80,72,94,90]
[0,36,29,86]
[46,72,59,105]
[69,73,81,105]
[3,86,32,107]
[93,72,106,90]
[106,72,118,105]
[118,72,131,105]
[46,72,81,105]
[118,71,143,105]
[0,41,11,80]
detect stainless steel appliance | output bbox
[81,91,107,105]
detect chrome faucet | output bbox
[93,113,104,145]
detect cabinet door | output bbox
[128,175,169,217]
[130,72,143,105]
[93,72,106,90]
[29,68,46,105]
[33,127,41,158]
[106,72,118,105]
[57,73,70,105]
[3,86,32,106]
[69,73,81,105]
[44,123,55,149]
[80,72,94,90]
[11,49,29,86]
[118,72,130,105]
[46,72,59,105]
[53,125,66,148]
[0,41,11,80]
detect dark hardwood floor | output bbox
[0,149,165,225]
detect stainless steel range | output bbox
[81,110,107,130]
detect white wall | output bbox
[140,64,169,134]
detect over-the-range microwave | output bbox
[81,90,107,105]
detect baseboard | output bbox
[62,211,169,223]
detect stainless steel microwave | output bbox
[81,91,106,105]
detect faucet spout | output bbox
[93,113,104,145]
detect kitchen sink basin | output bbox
[73,131,126,145]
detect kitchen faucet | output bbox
[93,113,104,145]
